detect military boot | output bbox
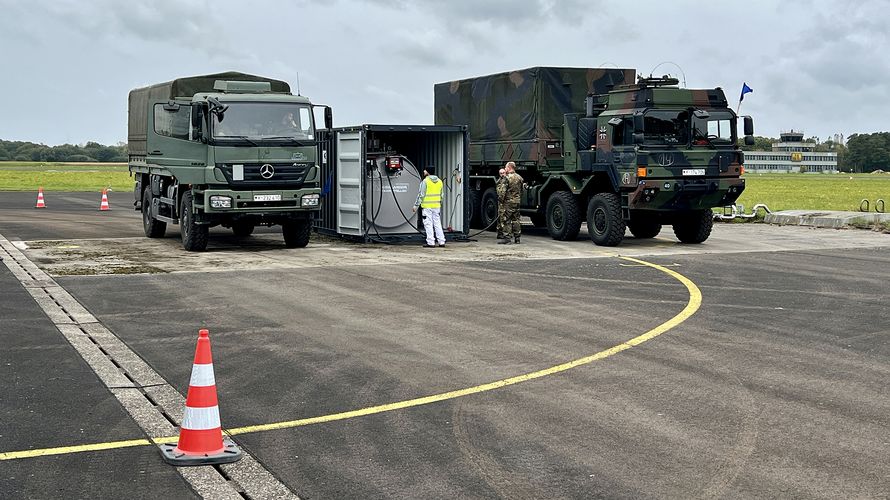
[497,238,512,245]
[514,236,520,244]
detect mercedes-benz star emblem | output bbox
[259,164,275,179]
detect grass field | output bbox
[736,173,890,212]
[0,162,132,191]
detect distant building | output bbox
[743,130,838,173]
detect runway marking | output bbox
[0,256,701,461]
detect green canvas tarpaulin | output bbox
[434,67,635,142]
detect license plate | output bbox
[682,168,706,176]
[253,194,281,202]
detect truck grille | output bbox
[218,163,311,189]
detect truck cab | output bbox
[128,72,332,251]
[573,76,751,244]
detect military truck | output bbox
[128,72,332,251]
[434,67,753,245]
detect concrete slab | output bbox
[765,209,890,229]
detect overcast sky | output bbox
[1,0,887,146]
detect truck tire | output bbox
[672,210,714,244]
[480,187,499,231]
[232,221,255,237]
[546,191,581,240]
[628,215,662,239]
[587,193,625,246]
[142,188,166,238]
[282,220,311,248]
[179,191,209,252]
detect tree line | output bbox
[0,140,127,163]
[739,132,890,173]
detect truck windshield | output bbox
[642,109,737,146]
[212,102,314,141]
[691,110,735,145]
[642,110,689,145]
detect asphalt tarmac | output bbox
[1,192,889,498]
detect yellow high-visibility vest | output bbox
[421,178,443,209]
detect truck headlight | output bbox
[301,194,319,207]
[210,195,232,209]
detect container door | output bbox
[335,130,364,236]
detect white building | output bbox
[743,130,838,173]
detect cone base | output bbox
[159,436,243,466]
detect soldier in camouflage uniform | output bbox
[499,162,523,244]
[495,168,507,239]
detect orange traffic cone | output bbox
[99,189,110,211]
[35,187,46,208]
[159,329,242,466]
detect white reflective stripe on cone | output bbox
[181,405,222,430]
[189,363,216,387]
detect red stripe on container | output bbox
[176,427,224,455]
[185,384,218,408]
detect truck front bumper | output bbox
[199,188,321,213]
[628,177,745,211]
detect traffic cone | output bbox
[35,187,46,208]
[99,189,110,211]
[159,329,242,466]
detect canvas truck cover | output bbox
[434,67,635,143]
[127,72,291,156]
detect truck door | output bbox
[146,102,208,174]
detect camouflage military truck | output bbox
[434,67,753,245]
[128,72,332,251]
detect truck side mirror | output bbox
[191,104,205,141]
[324,106,333,130]
[633,114,644,133]
[632,114,645,144]
[744,136,755,146]
[743,116,754,136]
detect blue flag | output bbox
[740,82,753,102]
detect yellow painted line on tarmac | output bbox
[0,436,178,461]
[0,256,701,461]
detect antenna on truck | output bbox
[295,73,301,96]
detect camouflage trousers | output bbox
[500,202,521,238]
[497,205,506,236]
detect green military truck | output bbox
[435,67,753,245]
[128,72,332,251]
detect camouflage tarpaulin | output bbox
[434,67,635,142]
[128,72,290,156]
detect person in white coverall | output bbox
[412,165,446,247]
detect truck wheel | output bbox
[530,213,546,227]
[480,187,499,231]
[672,210,714,244]
[282,220,311,248]
[179,191,209,252]
[546,191,581,240]
[587,193,625,246]
[232,221,255,237]
[142,188,166,238]
[628,216,662,239]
